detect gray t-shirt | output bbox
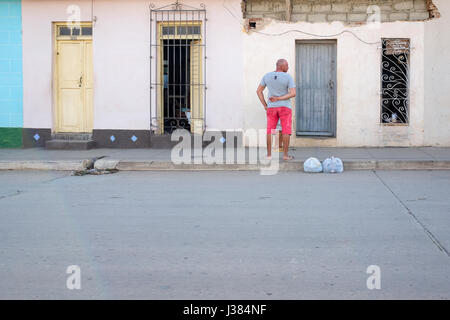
[260,72,296,108]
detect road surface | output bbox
[0,170,449,299]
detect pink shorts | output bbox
[267,107,292,135]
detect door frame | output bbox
[156,21,203,135]
[52,21,93,133]
[295,39,337,137]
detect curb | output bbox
[0,160,92,171]
[344,160,450,170]
[1,159,449,172]
[116,160,450,171]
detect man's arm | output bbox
[269,88,296,102]
[256,85,268,110]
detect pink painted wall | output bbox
[22,0,93,129]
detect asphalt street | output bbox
[0,170,449,299]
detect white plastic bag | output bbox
[322,156,344,173]
[303,157,323,173]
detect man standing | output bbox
[256,59,296,161]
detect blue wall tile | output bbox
[9,30,21,44]
[0,72,22,86]
[0,114,10,127]
[0,31,9,42]
[0,44,22,59]
[0,87,11,98]
[10,58,21,70]
[9,112,22,127]
[9,85,21,99]
[9,1,22,17]
[0,3,8,17]
[0,59,10,72]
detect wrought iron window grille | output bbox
[380,38,411,125]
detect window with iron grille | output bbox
[381,38,410,124]
[150,2,206,135]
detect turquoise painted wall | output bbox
[0,0,22,128]
[0,0,22,147]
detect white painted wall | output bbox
[243,20,426,147]
[22,0,244,131]
[424,0,450,146]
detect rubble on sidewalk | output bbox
[71,168,118,176]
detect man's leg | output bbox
[282,134,291,159]
[279,107,293,160]
[266,108,278,158]
[278,131,283,151]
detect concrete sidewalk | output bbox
[0,147,450,171]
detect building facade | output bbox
[243,0,449,147]
[19,0,244,148]
[0,0,449,148]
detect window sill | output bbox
[381,123,409,127]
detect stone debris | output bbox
[71,168,118,176]
[71,156,118,175]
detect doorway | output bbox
[54,22,93,133]
[162,38,202,134]
[157,22,203,135]
[295,40,337,137]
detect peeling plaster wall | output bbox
[244,0,432,23]
[424,0,450,146]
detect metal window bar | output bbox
[380,38,410,124]
[150,1,206,134]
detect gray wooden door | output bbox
[296,41,336,137]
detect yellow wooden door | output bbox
[190,40,203,135]
[56,40,93,133]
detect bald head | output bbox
[276,59,289,72]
